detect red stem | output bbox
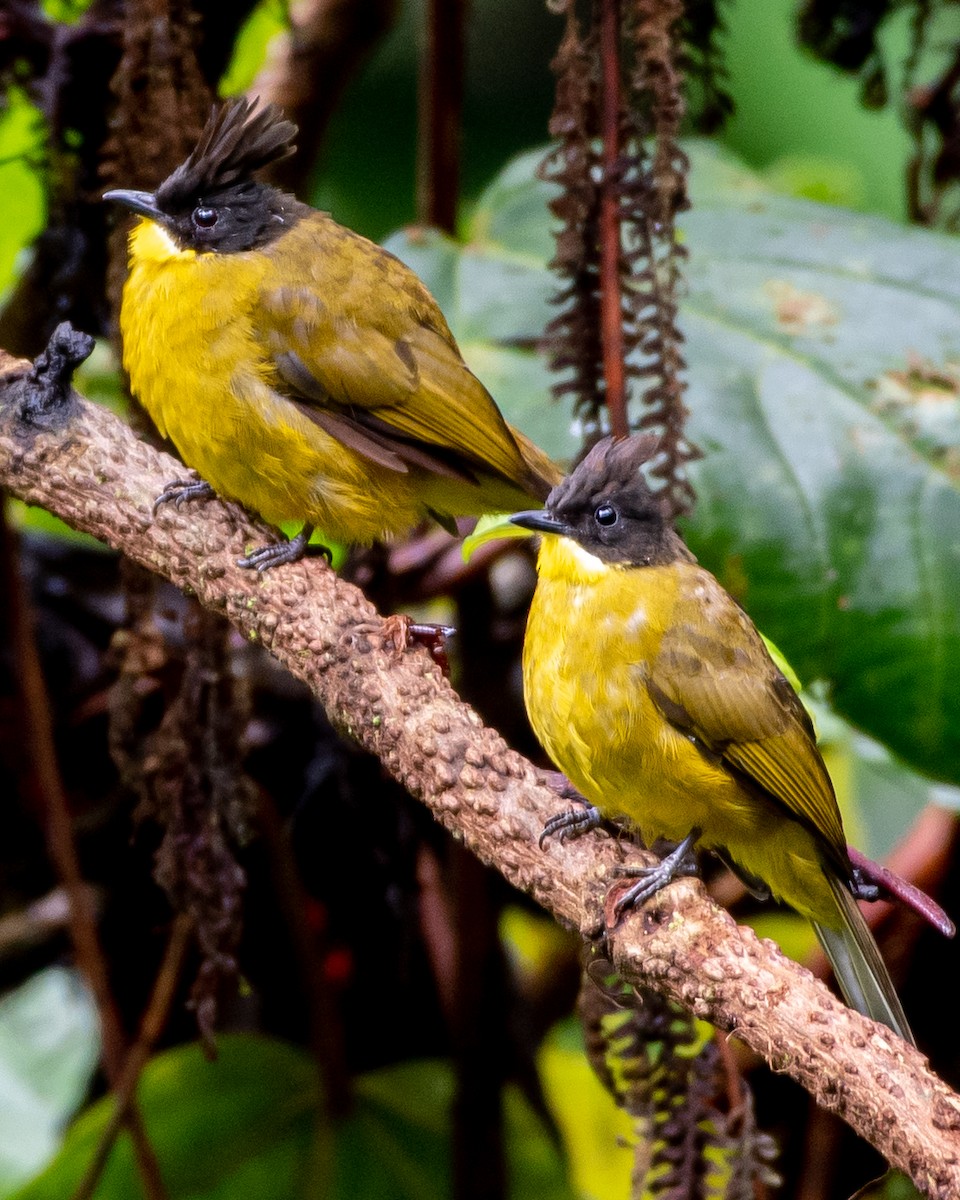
[599,0,629,438]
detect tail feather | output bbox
[814,875,914,1046]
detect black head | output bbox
[511,435,693,567]
[104,98,306,253]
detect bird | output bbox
[508,433,913,1044]
[104,98,561,571]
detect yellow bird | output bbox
[105,99,560,570]
[510,434,912,1043]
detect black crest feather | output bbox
[544,433,689,567]
[156,98,297,209]
[549,434,662,512]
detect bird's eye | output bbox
[594,504,618,527]
[192,206,218,229]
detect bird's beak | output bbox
[509,510,571,536]
[102,189,162,220]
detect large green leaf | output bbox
[384,141,960,784]
[0,969,100,1196]
[12,1036,320,1200]
[12,1038,573,1200]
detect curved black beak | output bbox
[102,189,162,220]
[509,510,570,536]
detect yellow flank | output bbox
[120,215,558,544]
[523,536,843,927]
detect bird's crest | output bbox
[548,433,662,513]
[156,98,296,209]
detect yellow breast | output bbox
[522,537,691,827]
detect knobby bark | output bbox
[1,344,959,1198]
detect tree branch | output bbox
[2,343,959,1197]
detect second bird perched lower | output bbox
[507,434,914,1046]
[105,98,561,569]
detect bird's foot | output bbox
[539,798,602,849]
[153,476,216,514]
[607,829,701,925]
[238,525,328,573]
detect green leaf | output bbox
[14,1040,572,1200]
[39,0,94,22]
[12,1036,320,1200]
[0,969,100,1195]
[462,513,533,561]
[384,141,960,785]
[850,1169,925,1200]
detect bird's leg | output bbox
[610,828,702,921]
[540,771,584,802]
[153,474,217,513]
[238,524,330,572]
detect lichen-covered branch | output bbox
[2,344,960,1197]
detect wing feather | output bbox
[648,570,846,857]
[259,234,539,488]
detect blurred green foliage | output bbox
[9,1038,576,1200]
[0,90,46,299]
[719,0,912,220]
[218,0,288,97]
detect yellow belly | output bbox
[522,543,837,924]
[120,222,431,543]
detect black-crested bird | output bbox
[509,434,913,1043]
[106,98,560,570]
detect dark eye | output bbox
[193,206,218,228]
[594,504,618,527]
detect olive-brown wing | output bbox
[646,569,847,857]
[257,217,543,490]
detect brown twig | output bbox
[416,0,466,232]
[255,788,352,1117]
[416,16,502,1183]
[0,493,168,1200]
[0,886,97,959]
[2,347,960,1196]
[71,914,194,1200]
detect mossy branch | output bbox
[1,339,959,1197]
